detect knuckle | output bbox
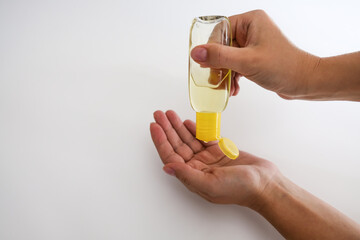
[253,9,267,17]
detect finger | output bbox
[153,111,194,161]
[183,119,217,147]
[229,14,249,47]
[230,77,235,96]
[233,81,240,96]
[165,110,204,153]
[229,10,267,47]
[230,87,235,96]
[206,18,232,88]
[230,70,238,96]
[207,17,230,45]
[191,44,255,76]
[233,74,241,96]
[183,119,196,135]
[164,162,216,196]
[150,123,184,164]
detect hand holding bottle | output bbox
[192,10,360,101]
[191,10,321,100]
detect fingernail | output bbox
[163,166,176,176]
[192,47,207,62]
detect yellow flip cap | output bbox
[196,112,221,142]
[196,112,239,160]
[218,137,239,160]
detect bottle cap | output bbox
[196,112,221,142]
[218,137,239,160]
[196,112,239,159]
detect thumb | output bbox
[191,44,254,75]
[163,162,212,194]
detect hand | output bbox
[150,110,278,207]
[191,10,321,100]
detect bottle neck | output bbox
[196,112,221,142]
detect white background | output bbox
[1,0,360,239]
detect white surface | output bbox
[1,0,360,239]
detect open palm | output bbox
[150,110,278,207]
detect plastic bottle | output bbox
[189,15,239,159]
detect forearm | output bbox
[252,174,360,239]
[305,52,360,101]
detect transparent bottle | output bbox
[189,15,239,159]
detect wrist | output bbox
[276,50,322,100]
[300,55,337,100]
[292,51,323,100]
[234,162,286,211]
[247,171,289,213]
